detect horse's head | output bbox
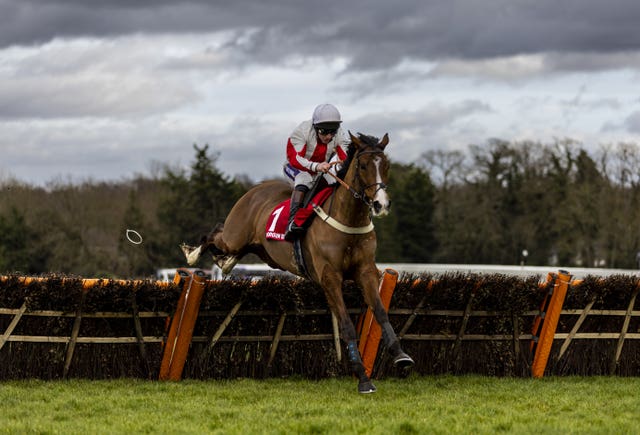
[346,131,391,217]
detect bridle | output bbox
[313,147,388,235]
[327,148,388,209]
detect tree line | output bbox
[2,139,640,278]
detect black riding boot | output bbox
[284,187,308,241]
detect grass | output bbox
[1,376,639,434]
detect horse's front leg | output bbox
[321,266,376,394]
[356,265,414,369]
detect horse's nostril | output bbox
[373,201,382,214]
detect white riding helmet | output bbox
[312,104,342,126]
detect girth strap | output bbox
[312,205,374,235]
[293,238,311,279]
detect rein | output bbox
[325,166,363,201]
[312,149,387,235]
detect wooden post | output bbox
[63,289,87,379]
[558,298,596,360]
[202,301,243,358]
[159,268,207,381]
[268,313,287,366]
[131,294,151,378]
[398,281,433,338]
[512,311,522,369]
[609,284,639,375]
[331,313,342,362]
[451,281,480,371]
[359,268,398,377]
[531,270,571,378]
[0,302,27,352]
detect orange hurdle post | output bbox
[358,268,398,377]
[531,270,571,378]
[530,273,556,354]
[159,268,208,381]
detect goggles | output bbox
[316,127,338,136]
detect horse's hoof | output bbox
[358,381,377,394]
[183,245,202,266]
[180,243,192,255]
[220,256,239,274]
[393,352,415,369]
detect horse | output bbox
[181,131,414,393]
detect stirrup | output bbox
[284,222,305,241]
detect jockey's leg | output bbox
[284,185,309,241]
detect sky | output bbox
[2,0,640,186]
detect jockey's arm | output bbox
[287,135,318,172]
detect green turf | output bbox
[1,376,638,434]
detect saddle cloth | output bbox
[265,188,333,241]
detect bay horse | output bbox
[181,132,414,393]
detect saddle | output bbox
[265,187,333,241]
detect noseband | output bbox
[352,149,388,209]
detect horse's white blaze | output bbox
[372,157,390,216]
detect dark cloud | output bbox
[2,0,640,186]
[2,0,640,73]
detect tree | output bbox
[598,142,640,268]
[156,144,247,265]
[0,207,41,273]
[376,163,437,262]
[117,190,156,278]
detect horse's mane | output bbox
[336,133,380,179]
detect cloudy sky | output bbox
[2,0,640,186]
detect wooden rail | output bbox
[4,308,640,345]
[3,271,640,379]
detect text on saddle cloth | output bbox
[265,188,333,241]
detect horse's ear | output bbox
[379,133,389,149]
[349,131,363,149]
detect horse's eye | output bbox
[359,163,367,170]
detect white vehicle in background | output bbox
[155,267,215,282]
[224,263,297,281]
[157,262,640,283]
[155,263,296,282]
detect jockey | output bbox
[283,103,349,241]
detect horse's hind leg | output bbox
[181,223,236,271]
